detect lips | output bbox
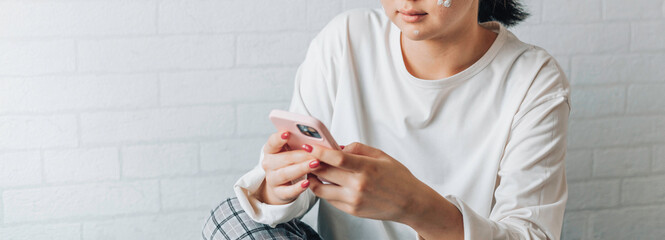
[398,9,427,23]
[399,9,427,15]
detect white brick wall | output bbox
[628,84,665,113]
[0,74,159,114]
[593,147,651,177]
[632,21,665,51]
[512,23,631,55]
[3,181,160,223]
[0,152,41,188]
[571,54,665,84]
[604,0,663,20]
[0,0,157,37]
[77,36,236,73]
[0,0,663,239]
[159,68,294,106]
[44,147,120,183]
[236,33,314,66]
[160,175,243,210]
[621,175,665,205]
[0,223,81,240]
[80,106,235,144]
[570,86,625,118]
[121,143,198,179]
[565,150,593,180]
[655,145,665,172]
[82,212,207,240]
[590,207,665,239]
[158,0,307,34]
[200,138,265,172]
[542,0,602,23]
[567,180,621,210]
[0,40,76,76]
[0,115,78,150]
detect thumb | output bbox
[342,142,385,158]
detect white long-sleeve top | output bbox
[234,8,570,240]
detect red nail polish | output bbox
[302,144,312,153]
[309,160,320,168]
[281,132,290,139]
[301,180,310,188]
[340,145,345,150]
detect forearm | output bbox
[400,182,464,240]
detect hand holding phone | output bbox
[269,110,341,151]
[256,110,340,205]
[270,109,340,185]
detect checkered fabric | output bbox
[202,197,322,240]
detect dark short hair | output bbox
[478,0,529,27]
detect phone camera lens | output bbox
[297,124,322,139]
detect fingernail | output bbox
[302,144,313,153]
[301,180,310,188]
[340,145,345,150]
[309,160,320,168]
[281,131,290,139]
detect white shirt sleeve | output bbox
[233,28,337,227]
[444,59,570,240]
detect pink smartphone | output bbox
[269,109,341,151]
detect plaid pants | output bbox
[202,197,322,240]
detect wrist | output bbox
[254,179,295,205]
[396,181,430,225]
[254,179,270,203]
[400,184,464,240]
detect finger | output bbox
[263,150,314,170]
[307,174,346,202]
[308,144,365,171]
[342,142,386,159]
[312,164,354,186]
[272,178,310,200]
[267,159,321,186]
[263,131,291,154]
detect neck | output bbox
[400,23,497,80]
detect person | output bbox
[203,0,570,239]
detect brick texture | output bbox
[0,0,156,37]
[0,151,41,188]
[82,212,206,240]
[0,223,81,240]
[0,40,75,76]
[0,0,663,239]
[121,143,198,179]
[77,36,235,73]
[0,115,78,150]
[3,181,159,223]
[0,74,159,114]
[44,147,120,183]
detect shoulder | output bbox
[497,27,570,100]
[517,45,570,102]
[491,26,571,116]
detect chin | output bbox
[400,24,432,40]
[404,31,426,41]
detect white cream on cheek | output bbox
[438,0,451,7]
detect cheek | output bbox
[426,8,453,30]
[380,1,397,22]
[430,1,468,26]
[433,0,472,16]
[380,0,395,12]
